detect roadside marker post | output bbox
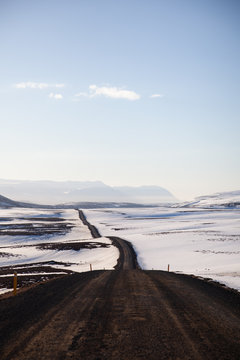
[90,264,92,271]
[13,271,17,295]
[168,264,170,272]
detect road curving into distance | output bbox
[0,210,239,360]
[78,210,101,239]
[78,210,140,270]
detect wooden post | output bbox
[168,264,170,272]
[13,271,17,295]
[90,264,92,271]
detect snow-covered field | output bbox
[0,208,119,293]
[180,190,240,209]
[84,206,240,291]
[1,193,239,293]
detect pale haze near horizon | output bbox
[0,0,239,201]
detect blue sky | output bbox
[0,0,239,200]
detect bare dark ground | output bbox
[37,241,110,251]
[0,208,111,291]
[0,215,75,236]
[0,240,109,291]
[0,222,74,236]
[0,265,72,290]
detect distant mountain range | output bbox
[0,194,156,209]
[0,179,176,205]
[1,185,239,209]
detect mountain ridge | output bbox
[0,179,176,204]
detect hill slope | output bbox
[181,190,240,208]
[0,194,21,208]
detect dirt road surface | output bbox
[78,210,101,238]
[0,213,240,359]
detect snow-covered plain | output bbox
[84,206,240,291]
[0,208,118,273]
[1,196,239,293]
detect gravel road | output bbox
[0,212,239,360]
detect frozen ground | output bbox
[0,208,118,293]
[84,206,240,291]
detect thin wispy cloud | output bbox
[14,82,161,102]
[74,92,88,98]
[14,82,65,89]
[75,84,140,101]
[150,94,164,98]
[49,93,63,100]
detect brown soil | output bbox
[0,222,74,236]
[0,265,72,290]
[0,215,75,236]
[37,241,110,251]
